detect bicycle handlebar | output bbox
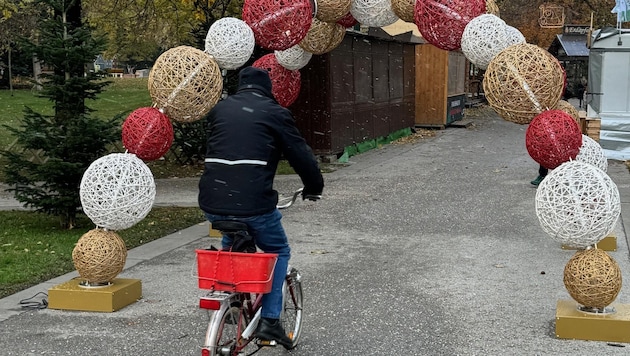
[276,188,321,209]
[277,188,302,209]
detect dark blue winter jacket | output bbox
[198,67,324,216]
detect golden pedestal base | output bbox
[48,278,142,312]
[562,235,616,251]
[209,227,222,238]
[556,299,630,343]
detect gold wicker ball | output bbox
[486,0,500,16]
[391,0,415,22]
[72,228,128,284]
[483,43,564,124]
[563,248,622,309]
[299,18,346,55]
[148,46,223,123]
[316,0,352,22]
[554,99,580,126]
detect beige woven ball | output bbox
[554,99,580,125]
[391,0,414,22]
[486,0,500,16]
[299,18,346,55]
[483,43,564,124]
[148,46,223,123]
[316,0,351,22]
[73,228,128,285]
[563,248,622,309]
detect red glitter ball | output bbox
[414,0,486,51]
[337,12,358,28]
[525,110,583,169]
[253,53,301,107]
[122,107,174,161]
[242,0,313,50]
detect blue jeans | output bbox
[204,209,290,319]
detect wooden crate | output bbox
[579,113,600,142]
[584,118,601,142]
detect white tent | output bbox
[587,27,630,160]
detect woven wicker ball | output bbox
[505,25,526,46]
[461,14,509,70]
[564,248,622,309]
[204,17,255,70]
[337,11,359,27]
[317,0,352,22]
[275,45,313,70]
[554,99,580,124]
[242,0,313,50]
[391,0,414,22]
[576,134,608,172]
[483,43,564,124]
[122,107,173,161]
[148,46,223,123]
[486,0,500,16]
[414,0,486,51]
[535,160,621,249]
[253,54,301,107]
[350,0,400,28]
[299,18,346,55]
[525,110,582,169]
[80,153,156,231]
[72,228,128,284]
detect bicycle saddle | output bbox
[211,220,249,233]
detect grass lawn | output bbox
[0,207,205,299]
[0,78,151,149]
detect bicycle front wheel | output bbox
[282,267,304,347]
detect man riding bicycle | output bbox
[198,66,324,349]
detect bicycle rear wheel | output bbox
[282,267,304,347]
[205,305,254,356]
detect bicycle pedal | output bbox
[257,339,278,347]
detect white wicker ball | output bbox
[350,0,399,27]
[535,160,620,249]
[275,45,313,70]
[461,14,509,70]
[205,17,255,70]
[505,25,526,46]
[80,153,156,231]
[576,134,608,172]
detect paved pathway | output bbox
[2,105,630,355]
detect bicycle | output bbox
[196,188,316,356]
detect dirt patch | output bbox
[464,104,498,120]
[392,128,437,145]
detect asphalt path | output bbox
[2,107,630,355]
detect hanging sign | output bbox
[539,3,565,28]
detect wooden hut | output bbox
[291,28,417,156]
[291,20,470,156]
[414,45,467,128]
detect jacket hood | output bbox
[237,66,273,98]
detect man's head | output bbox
[238,66,273,97]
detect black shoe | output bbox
[530,175,545,186]
[255,318,294,350]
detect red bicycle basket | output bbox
[195,249,278,293]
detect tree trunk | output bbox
[8,45,13,95]
[32,55,42,91]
